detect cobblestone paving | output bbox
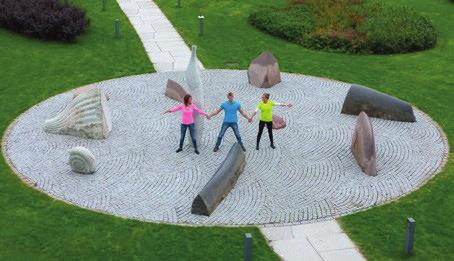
[3,70,448,225]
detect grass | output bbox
[154,0,454,260]
[0,0,278,260]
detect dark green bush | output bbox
[248,6,314,43]
[248,2,437,54]
[359,4,437,53]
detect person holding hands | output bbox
[250,93,292,150]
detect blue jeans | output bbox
[215,122,243,148]
[179,123,197,149]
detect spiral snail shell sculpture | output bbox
[69,146,96,174]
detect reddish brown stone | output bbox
[247,51,281,88]
[351,111,377,176]
[272,115,286,129]
[165,79,188,103]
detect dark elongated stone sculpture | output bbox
[351,112,377,176]
[165,79,188,103]
[272,115,286,129]
[192,143,246,216]
[341,84,416,122]
[248,51,281,88]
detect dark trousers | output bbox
[257,120,273,146]
[179,123,197,149]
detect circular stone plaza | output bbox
[2,70,448,226]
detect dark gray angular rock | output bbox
[351,111,377,176]
[247,51,281,88]
[165,79,188,103]
[341,84,416,122]
[191,143,246,216]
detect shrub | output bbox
[248,6,314,43]
[248,1,437,54]
[0,0,89,42]
[359,4,437,54]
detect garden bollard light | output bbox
[405,217,416,255]
[198,15,204,36]
[176,0,181,8]
[244,233,252,261]
[115,19,120,39]
[102,0,106,11]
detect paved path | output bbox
[261,221,366,261]
[116,0,201,71]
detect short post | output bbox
[176,0,181,8]
[244,233,252,261]
[198,15,204,36]
[405,217,416,255]
[102,0,106,11]
[115,19,120,39]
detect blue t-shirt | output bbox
[220,101,241,123]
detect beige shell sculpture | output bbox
[44,88,112,139]
[69,146,96,174]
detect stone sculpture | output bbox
[69,146,96,174]
[73,84,110,100]
[165,79,188,103]
[341,84,416,122]
[45,88,112,139]
[247,51,281,88]
[192,143,246,216]
[351,111,377,176]
[185,45,205,146]
[272,115,286,129]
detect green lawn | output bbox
[154,0,454,260]
[0,0,277,260]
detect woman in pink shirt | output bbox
[163,94,209,154]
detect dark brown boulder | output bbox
[272,115,286,129]
[247,51,281,88]
[341,84,416,122]
[165,79,188,103]
[191,143,246,216]
[351,111,377,176]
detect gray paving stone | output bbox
[3,70,448,225]
[271,239,322,261]
[320,248,366,261]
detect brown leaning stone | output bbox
[272,115,286,129]
[247,51,281,88]
[351,111,377,176]
[165,79,188,103]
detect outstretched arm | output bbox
[192,104,210,120]
[162,104,183,114]
[275,102,292,108]
[209,108,222,118]
[239,108,250,121]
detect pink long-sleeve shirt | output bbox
[169,103,206,125]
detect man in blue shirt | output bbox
[208,92,250,152]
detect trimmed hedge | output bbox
[0,0,89,42]
[249,1,437,54]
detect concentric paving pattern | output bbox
[3,70,448,225]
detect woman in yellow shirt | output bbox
[250,93,292,150]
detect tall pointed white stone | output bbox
[185,45,204,147]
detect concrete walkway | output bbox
[117,0,199,71]
[116,1,367,260]
[261,221,366,261]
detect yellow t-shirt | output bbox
[257,100,276,122]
